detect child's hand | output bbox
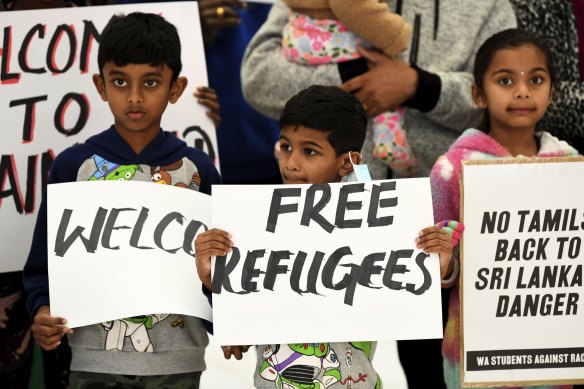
[32,305,73,351]
[221,345,251,360]
[194,86,221,129]
[194,228,233,290]
[416,226,454,279]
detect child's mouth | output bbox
[508,107,535,115]
[284,176,305,184]
[127,111,145,119]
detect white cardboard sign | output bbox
[47,181,212,328]
[211,179,443,345]
[0,2,216,273]
[462,159,584,387]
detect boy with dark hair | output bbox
[97,12,183,83]
[23,12,221,387]
[279,84,368,158]
[195,85,454,388]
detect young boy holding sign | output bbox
[23,12,221,387]
[195,85,456,387]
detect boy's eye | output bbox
[113,79,127,87]
[145,80,159,87]
[497,77,513,86]
[303,148,317,156]
[280,143,292,152]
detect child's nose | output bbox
[127,86,144,104]
[514,81,531,99]
[285,151,300,171]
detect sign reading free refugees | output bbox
[0,2,216,273]
[47,181,212,328]
[462,158,584,387]
[211,179,443,345]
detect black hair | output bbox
[473,28,556,132]
[279,85,367,155]
[98,12,182,82]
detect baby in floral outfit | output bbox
[282,0,417,176]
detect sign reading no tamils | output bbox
[461,158,584,387]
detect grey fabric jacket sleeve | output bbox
[426,0,517,131]
[241,0,342,119]
[243,0,516,127]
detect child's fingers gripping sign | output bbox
[416,226,454,279]
[194,228,233,290]
[221,345,251,360]
[195,228,233,258]
[32,305,73,351]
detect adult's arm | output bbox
[340,0,516,131]
[242,0,516,128]
[422,0,517,131]
[198,0,246,44]
[241,0,342,119]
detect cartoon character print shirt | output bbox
[81,154,202,190]
[255,342,382,389]
[73,155,201,352]
[23,126,221,376]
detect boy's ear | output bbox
[338,151,362,177]
[93,74,107,102]
[471,84,486,109]
[169,76,188,104]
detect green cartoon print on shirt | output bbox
[259,342,382,388]
[89,155,143,181]
[101,314,170,352]
[259,343,341,388]
[341,343,381,389]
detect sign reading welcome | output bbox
[48,181,212,328]
[1,2,216,273]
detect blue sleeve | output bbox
[23,189,50,318]
[202,284,213,334]
[22,147,87,318]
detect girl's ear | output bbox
[338,151,362,177]
[93,74,107,101]
[169,76,188,104]
[547,86,554,104]
[471,84,486,109]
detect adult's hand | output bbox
[341,46,418,118]
[198,0,247,44]
[194,86,221,129]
